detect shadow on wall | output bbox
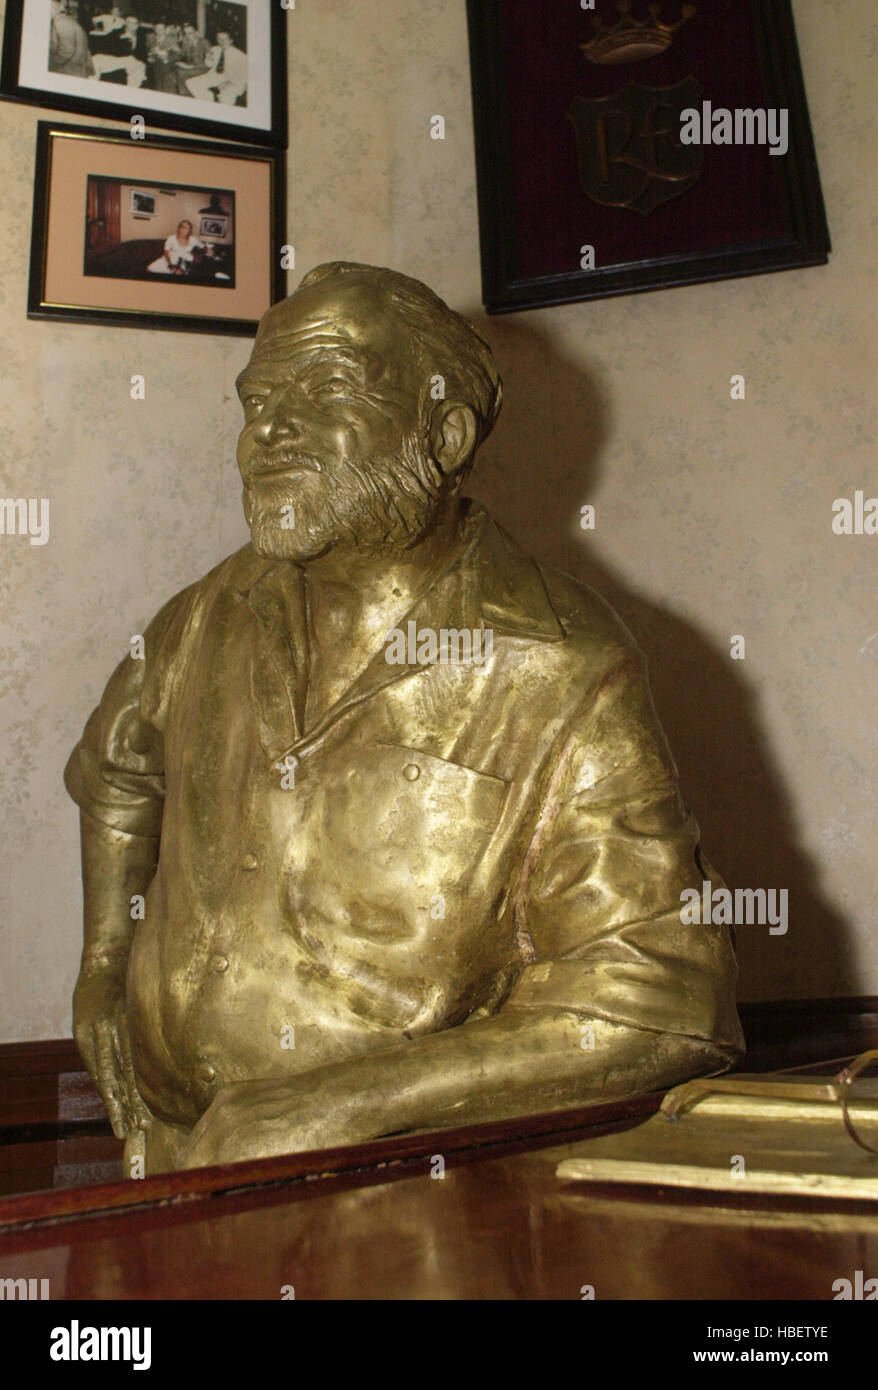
[466,312,852,1005]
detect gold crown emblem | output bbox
[581,1,696,66]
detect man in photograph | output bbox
[119,15,150,65]
[89,5,126,39]
[48,0,94,78]
[90,13,147,87]
[146,20,183,94]
[185,29,247,105]
[174,20,212,95]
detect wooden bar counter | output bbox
[1,998,877,1301]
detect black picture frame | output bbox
[1,1,288,149]
[28,120,287,337]
[466,0,830,314]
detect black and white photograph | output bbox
[86,176,236,286]
[0,0,287,146]
[48,3,250,106]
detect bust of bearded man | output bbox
[67,262,744,1173]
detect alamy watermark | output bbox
[50,1321,151,1370]
[680,103,789,157]
[833,1271,878,1299]
[1,1276,50,1299]
[832,490,878,535]
[0,497,50,546]
[384,622,493,666]
[681,879,788,935]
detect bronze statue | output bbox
[67,262,744,1174]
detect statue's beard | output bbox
[242,430,448,560]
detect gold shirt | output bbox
[66,500,744,1128]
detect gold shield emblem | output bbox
[567,77,705,216]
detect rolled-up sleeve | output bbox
[507,649,745,1061]
[64,589,191,839]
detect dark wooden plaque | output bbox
[466,0,830,312]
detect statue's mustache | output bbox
[243,449,324,481]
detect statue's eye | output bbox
[243,394,265,411]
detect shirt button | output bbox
[402,763,420,781]
[197,1063,216,1084]
[211,954,229,973]
[242,852,258,870]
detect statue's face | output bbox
[236,277,439,560]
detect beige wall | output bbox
[118,185,234,245]
[0,0,874,1041]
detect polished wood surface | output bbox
[0,1039,119,1197]
[1,1132,877,1300]
[1,998,876,1300]
[0,1093,661,1229]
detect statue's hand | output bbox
[73,961,149,1140]
[182,1077,364,1170]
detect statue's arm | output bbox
[66,589,188,1136]
[73,813,160,1137]
[183,1007,727,1168]
[184,648,744,1168]
[500,646,745,1060]
[78,812,161,965]
[67,650,165,1137]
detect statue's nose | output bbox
[254,396,302,443]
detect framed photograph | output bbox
[199,212,228,238]
[28,121,287,336]
[1,0,287,149]
[130,187,155,215]
[466,0,830,313]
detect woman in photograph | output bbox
[146,220,204,275]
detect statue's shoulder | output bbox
[136,547,264,717]
[196,542,269,596]
[144,544,260,644]
[478,508,642,680]
[537,559,643,672]
[167,543,263,605]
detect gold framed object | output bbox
[557,1053,878,1200]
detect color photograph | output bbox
[28,121,284,334]
[85,177,236,287]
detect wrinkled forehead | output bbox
[247,278,417,384]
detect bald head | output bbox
[252,262,502,450]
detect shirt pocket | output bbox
[286,741,511,938]
[370,742,509,876]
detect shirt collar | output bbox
[460,501,565,643]
[235,501,565,758]
[234,499,565,645]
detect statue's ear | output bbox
[428,402,479,478]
